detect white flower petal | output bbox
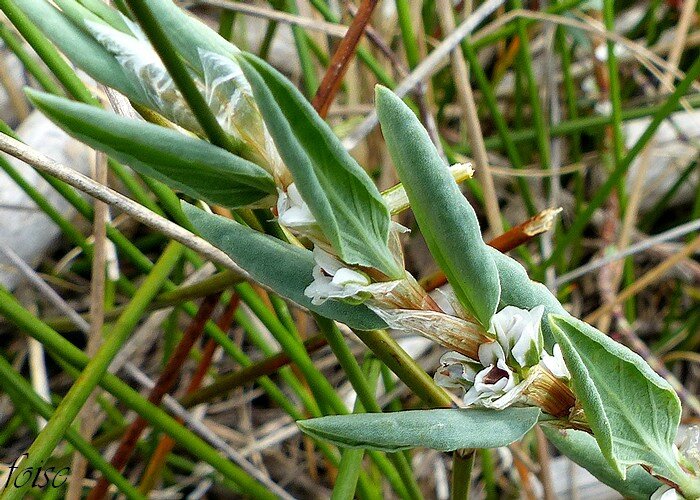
[650,486,682,500]
[489,305,544,368]
[528,305,545,325]
[331,267,370,287]
[541,344,570,380]
[678,425,700,474]
[463,386,482,406]
[478,341,505,367]
[484,380,529,410]
[312,247,344,275]
[277,185,317,229]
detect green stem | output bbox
[236,283,345,413]
[236,286,407,496]
[471,93,700,153]
[0,414,23,448]
[450,450,475,500]
[352,328,453,408]
[481,449,498,500]
[546,53,700,267]
[0,286,276,499]
[331,358,381,500]
[218,9,236,40]
[0,0,95,103]
[0,242,182,500]
[317,316,422,500]
[283,0,318,96]
[472,0,585,50]
[512,0,550,171]
[0,24,62,95]
[603,0,625,166]
[304,0,395,87]
[459,37,537,214]
[396,0,420,69]
[0,355,145,500]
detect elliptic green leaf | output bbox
[549,314,684,482]
[14,0,147,104]
[28,90,276,208]
[183,203,386,331]
[235,53,401,278]
[298,407,541,452]
[543,426,661,500]
[375,86,500,326]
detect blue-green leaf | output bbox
[549,314,684,483]
[28,90,276,208]
[298,408,541,452]
[543,426,661,500]
[375,86,500,326]
[235,53,401,278]
[14,0,147,104]
[183,203,386,331]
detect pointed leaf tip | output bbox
[27,90,276,208]
[376,87,500,326]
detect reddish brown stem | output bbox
[88,293,223,500]
[311,0,379,118]
[137,295,241,495]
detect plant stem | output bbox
[317,316,423,500]
[0,242,183,500]
[396,0,420,69]
[331,358,381,500]
[283,0,318,96]
[352,329,453,408]
[459,36,537,214]
[546,53,700,266]
[481,448,498,500]
[603,0,625,166]
[0,285,277,499]
[312,0,379,118]
[450,449,475,500]
[0,0,95,102]
[0,355,145,500]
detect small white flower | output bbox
[436,306,572,411]
[434,352,479,390]
[650,486,682,500]
[540,344,570,380]
[303,247,403,306]
[277,184,317,230]
[436,342,529,409]
[489,305,545,368]
[304,248,371,305]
